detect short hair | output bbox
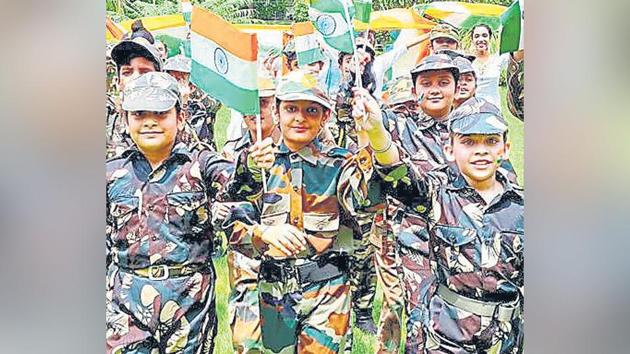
[116,53,159,77]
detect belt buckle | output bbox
[496,299,520,322]
[148,265,169,280]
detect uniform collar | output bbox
[415,111,449,131]
[447,166,523,201]
[121,141,192,164]
[277,138,322,166]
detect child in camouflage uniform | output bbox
[106,72,274,354]
[227,70,403,354]
[354,88,524,353]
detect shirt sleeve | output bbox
[200,148,263,203]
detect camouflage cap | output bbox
[452,56,475,75]
[122,72,181,112]
[355,36,376,57]
[275,69,332,110]
[410,54,460,82]
[163,55,191,73]
[450,97,507,135]
[429,24,459,42]
[111,37,163,71]
[258,70,276,98]
[386,75,416,106]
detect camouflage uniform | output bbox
[185,86,221,150]
[506,54,524,121]
[415,110,523,353]
[390,56,520,353]
[328,77,380,340]
[219,75,278,354]
[371,75,420,354]
[106,73,261,354]
[228,71,394,354]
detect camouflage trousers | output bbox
[349,239,377,314]
[371,209,404,354]
[227,250,263,353]
[424,293,524,354]
[258,269,351,354]
[394,212,435,354]
[105,265,217,354]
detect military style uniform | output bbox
[106,73,261,354]
[391,56,519,353]
[227,71,397,354]
[506,54,524,121]
[395,110,523,353]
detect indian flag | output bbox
[190,6,259,115]
[353,0,372,24]
[292,22,325,66]
[500,0,524,54]
[309,0,355,53]
[181,0,192,23]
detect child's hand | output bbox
[248,137,276,169]
[261,224,308,258]
[351,87,384,133]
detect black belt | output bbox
[259,252,350,284]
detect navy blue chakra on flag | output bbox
[213,47,229,75]
[315,14,337,36]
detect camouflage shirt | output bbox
[228,139,392,259]
[105,94,132,160]
[106,142,260,269]
[506,55,524,122]
[184,86,222,150]
[381,162,524,301]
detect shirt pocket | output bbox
[260,193,290,227]
[109,195,139,231]
[166,191,209,235]
[500,229,524,270]
[303,212,340,238]
[433,224,477,247]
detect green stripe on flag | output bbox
[311,0,351,14]
[297,48,326,67]
[190,61,260,115]
[500,0,523,54]
[353,0,372,24]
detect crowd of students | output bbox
[105,18,524,354]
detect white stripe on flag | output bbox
[190,31,257,91]
[182,2,192,12]
[308,9,351,38]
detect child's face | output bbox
[126,107,184,155]
[415,70,456,119]
[278,100,329,151]
[118,57,157,92]
[431,37,458,52]
[445,133,510,184]
[243,96,276,139]
[456,73,476,103]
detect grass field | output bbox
[210,87,524,353]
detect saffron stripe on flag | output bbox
[189,31,257,91]
[191,6,258,61]
[292,21,315,36]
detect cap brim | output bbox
[430,34,459,42]
[276,92,332,110]
[451,113,507,135]
[111,41,161,71]
[259,89,275,98]
[122,87,178,112]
